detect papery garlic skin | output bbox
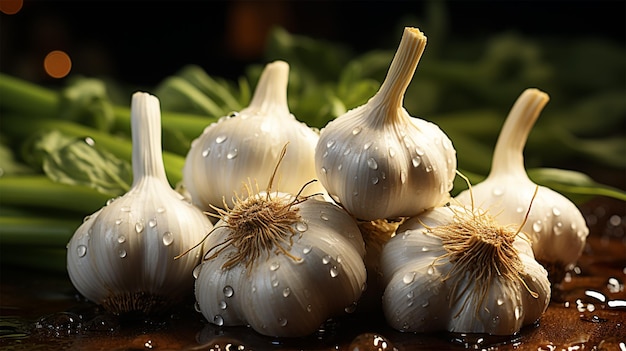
[315,27,456,221]
[183,61,324,211]
[380,205,551,335]
[67,92,214,315]
[194,193,367,337]
[455,88,589,283]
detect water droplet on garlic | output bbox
[223,286,234,298]
[77,245,87,257]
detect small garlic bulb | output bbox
[183,60,324,211]
[193,189,367,337]
[66,92,214,315]
[315,27,456,221]
[380,204,551,335]
[454,88,590,283]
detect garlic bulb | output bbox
[66,92,214,315]
[380,204,551,335]
[183,60,324,211]
[193,185,367,337]
[454,88,590,283]
[315,27,456,221]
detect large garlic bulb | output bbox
[315,27,456,221]
[380,204,551,335]
[455,88,590,283]
[183,60,324,211]
[194,189,367,337]
[66,92,214,315]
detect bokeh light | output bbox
[0,0,23,15]
[44,50,72,78]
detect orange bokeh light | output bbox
[0,0,23,15]
[44,50,72,78]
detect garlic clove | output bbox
[454,88,590,283]
[380,204,551,335]
[193,192,367,337]
[315,27,456,221]
[67,92,214,315]
[183,60,325,212]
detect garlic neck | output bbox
[244,60,290,117]
[489,88,549,179]
[370,27,427,125]
[130,92,169,186]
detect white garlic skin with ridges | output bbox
[183,60,324,211]
[315,27,456,221]
[67,92,214,314]
[194,194,367,337]
[380,206,551,335]
[455,88,589,282]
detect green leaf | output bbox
[58,77,116,131]
[27,130,131,196]
[528,167,626,203]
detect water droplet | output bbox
[282,288,291,297]
[400,170,407,184]
[415,147,425,156]
[77,245,87,257]
[278,317,288,327]
[343,148,351,156]
[213,315,224,326]
[345,302,358,313]
[194,301,202,313]
[162,232,174,246]
[121,206,131,212]
[271,277,280,287]
[322,151,328,158]
[223,286,234,298]
[497,297,504,306]
[363,141,373,150]
[296,222,308,232]
[352,127,362,135]
[215,135,227,144]
[320,167,327,174]
[270,262,280,271]
[303,245,312,255]
[371,177,379,185]
[514,306,521,320]
[115,218,123,225]
[306,304,312,312]
[367,158,378,170]
[533,220,543,233]
[425,165,433,173]
[492,187,504,196]
[330,266,339,278]
[320,213,329,221]
[427,266,435,275]
[148,218,157,228]
[201,148,211,157]
[322,255,331,264]
[227,148,238,159]
[402,272,415,284]
[157,207,166,213]
[515,206,525,213]
[421,246,429,252]
[411,156,421,168]
[118,249,127,258]
[135,221,145,233]
[421,301,429,308]
[388,147,396,158]
[337,163,343,171]
[218,300,227,310]
[117,236,126,244]
[192,265,201,279]
[492,315,500,325]
[406,291,414,299]
[553,222,564,235]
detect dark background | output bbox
[1,0,624,87]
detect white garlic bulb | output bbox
[193,189,367,337]
[66,92,214,315]
[380,204,551,335]
[315,27,456,221]
[454,88,590,283]
[183,60,324,211]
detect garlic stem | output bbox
[489,88,549,178]
[245,61,290,116]
[131,92,168,185]
[370,27,427,124]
